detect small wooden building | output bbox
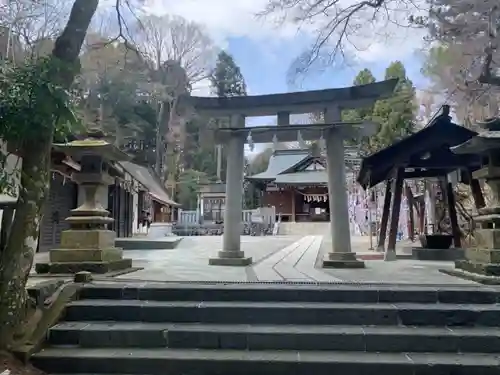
[199,183,226,222]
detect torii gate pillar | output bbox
[209,114,252,266]
[322,106,365,268]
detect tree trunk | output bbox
[0,0,99,350]
[0,206,14,253]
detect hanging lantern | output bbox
[319,132,326,152]
[272,134,278,152]
[297,130,306,148]
[247,130,254,152]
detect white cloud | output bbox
[144,0,303,45]
[144,0,428,65]
[191,78,213,97]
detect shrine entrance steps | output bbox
[33,282,500,375]
[279,221,330,235]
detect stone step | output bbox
[32,347,500,375]
[48,322,500,353]
[78,283,500,304]
[63,300,500,327]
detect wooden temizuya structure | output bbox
[357,106,482,261]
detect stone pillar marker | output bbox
[322,106,364,268]
[35,129,132,274]
[209,114,252,266]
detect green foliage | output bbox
[341,68,376,152]
[204,50,248,187]
[210,51,247,97]
[0,58,81,147]
[0,58,82,195]
[342,62,416,155]
[342,68,376,122]
[371,61,416,149]
[176,169,210,209]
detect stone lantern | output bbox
[36,129,133,274]
[446,117,500,280]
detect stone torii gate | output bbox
[188,79,397,268]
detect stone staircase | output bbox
[32,282,500,374]
[278,222,330,235]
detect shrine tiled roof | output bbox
[356,112,478,189]
[274,170,328,185]
[120,161,180,207]
[247,149,310,181]
[247,147,360,184]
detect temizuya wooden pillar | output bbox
[385,168,404,261]
[465,168,486,210]
[377,181,392,252]
[291,189,296,222]
[418,196,426,234]
[470,179,486,209]
[405,184,415,241]
[445,175,461,248]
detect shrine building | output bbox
[246,147,360,222]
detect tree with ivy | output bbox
[0,0,98,350]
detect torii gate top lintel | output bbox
[188,79,398,116]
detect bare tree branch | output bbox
[478,6,500,87]
[132,14,217,85]
[259,0,422,81]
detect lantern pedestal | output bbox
[36,131,133,275]
[441,118,500,283]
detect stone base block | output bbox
[384,250,397,262]
[35,258,132,274]
[475,229,500,249]
[455,259,500,277]
[412,247,465,261]
[322,252,365,269]
[60,229,115,250]
[49,248,123,263]
[465,247,500,264]
[440,267,500,285]
[209,255,253,267]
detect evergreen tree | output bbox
[371,61,416,151]
[209,50,253,206]
[342,68,377,122]
[341,68,377,153]
[341,62,416,155]
[210,51,247,97]
[209,50,248,183]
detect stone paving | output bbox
[318,235,476,285]
[33,234,478,285]
[115,235,302,282]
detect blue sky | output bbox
[149,0,430,134]
[150,0,430,97]
[224,35,429,128]
[226,36,428,95]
